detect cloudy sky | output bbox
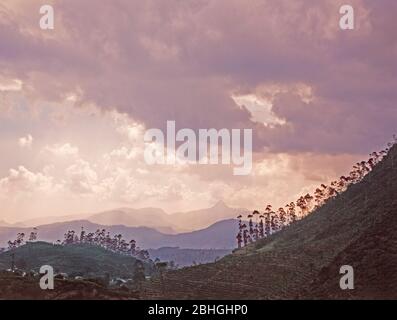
[0,0,396,223]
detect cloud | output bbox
[0,166,55,194]
[0,0,395,154]
[0,0,396,220]
[18,134,33,148]
[44,143,79,157]
[65,159,98,194]
[0,105,371,220]
[0,78,22,92]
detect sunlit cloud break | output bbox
[144,121,252,175]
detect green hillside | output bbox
[0,241,154,279]
[143,144,397,299]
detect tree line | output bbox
[6,227,149,261]
[236,136,397,248]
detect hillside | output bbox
[0,219,239,250]
[0,242,153,279]
[142,145,397,299]
[148,247,232,268]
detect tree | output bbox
[63,230,75,245]
[28,228,38,242]
[236,231,243,248]
[270,211,279,232]
[7,240,16,251]
[137,250,150,261]
[133,260,146,291]
[252,210,260,241]
[286,202,297,223]
[258,215,264,238]
[264,209,272,237]
[16,233,25,247]
[130,239,137,255]
[278,208,287,228]
[242,228,248,247]
[235,135,396,248]
[80,227,86,243]
[314,188,325,208]
[248,214,254,241]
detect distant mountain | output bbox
[0,220,24,228]
[160,219,239,249]
[14,201,247,234]
[170,201,245,231]
[15,214,90,228]
[0,221,11,227]
[87,208,176,234]
[88,201,245,233]
[0,218,240,250]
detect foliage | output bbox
[236,136,397,248]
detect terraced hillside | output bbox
[143,145,397,299]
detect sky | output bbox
[0,0,396,223]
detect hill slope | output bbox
[0,242,153,279]
[143,145,397,299]
[0,272,135,300]
[148,247,232,267]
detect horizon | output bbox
[2,199,243,225]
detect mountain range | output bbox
[0,218,240,250]
[10,201,246,234]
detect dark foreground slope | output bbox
[0,272,135,300]
[143,145,397,299]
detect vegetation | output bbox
[6,226,150,261]
[236,135,397,248]
[0,270,136,300]
[0,241,154,279]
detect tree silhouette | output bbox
[258,215,264,238]
[133,260,146,291]
[286,202,297,223]
[235,136,396,248]
[28,228,38,242]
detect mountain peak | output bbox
[213,200,228,209]
[0,220,10,226]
